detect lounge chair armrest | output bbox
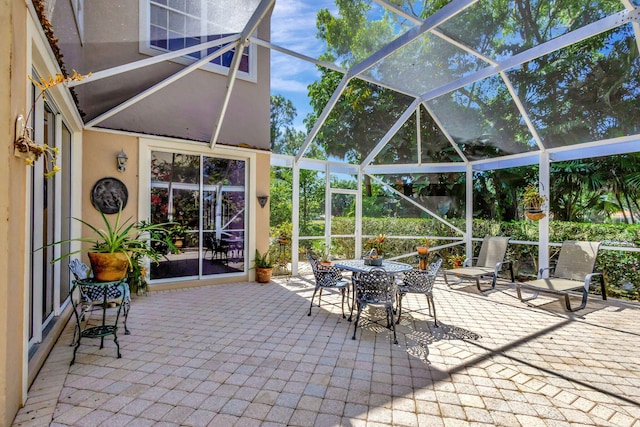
[463,257,477,267]
[538,266,555,279]
[584,272,604,291]
[495,260,512,271]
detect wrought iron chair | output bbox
[396,258,443,326]
[515,241,605,311]
[351,267,398,344]
[68,259,130,345]
[443,236,514,291]
[204,235,228,264]
[307,251,350,318]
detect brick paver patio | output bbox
[13,273,640,426]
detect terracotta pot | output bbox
[256,267,273,283]
[417,246,429,255]
[525,210,546,221]
[88,252,129,282]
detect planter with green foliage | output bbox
[47,208,172,282]
[522,185,547,220]
[254,249,274,283]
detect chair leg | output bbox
[395,293,404,324]
[516,284,539,302]
[123,299,130,335]
[340,288,346,319]
[429,295,438,327]
[352,304,363,340]
[308,286,319,316]
[388,307,398,344]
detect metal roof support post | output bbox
[324,163,331,252]
[538,152,550,277]
[465,163,473,260]
[356,169,363,259]
[291,161,300,276]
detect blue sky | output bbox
[269,0,338,131]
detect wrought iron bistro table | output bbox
[333,259,414,321]
[70,277,127,365]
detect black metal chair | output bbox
[307,251,350,318]
[396,258,442,326]
[351,267,398,344]
[68,259,131,344]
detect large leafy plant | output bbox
[49,208,173,268]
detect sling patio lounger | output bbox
[515,241,606,312]
[443,236,514,291]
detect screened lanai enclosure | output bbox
[58,0,640,289]
[266,0,640,283]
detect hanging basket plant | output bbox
[521,185,547,221]
[14,71,91,178]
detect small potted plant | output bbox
[364,234,386,266]
[312,241,332,266]
[169,223,189,251]
[448,254,466,269]
[416,238,430,270]
[254,249,274,283]
[522,185,547,220]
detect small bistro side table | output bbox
[70,277,127,365]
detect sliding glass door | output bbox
[150,151,246,281]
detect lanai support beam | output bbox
[210,0,275,148]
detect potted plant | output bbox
[522,185,547,220]
[364,234,386,265]
[47,208,172,281]
[254,249,274,283]
[416,238,430,270]
[448,254,466,269]
[312,241,332,266]
[169,223,189,251]
[276,222,292,244]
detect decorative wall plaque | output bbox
[91,177,128,214]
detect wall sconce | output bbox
[116,149,128,173]
[257,195,269,208]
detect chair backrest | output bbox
[476,236,510,268]
[356,267,393,303]
[553,241,601,281]
[402,258,442,293]
[307,251,321,277]
[428,257,443,275]
[68,259,90,280]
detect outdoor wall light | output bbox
[257,195,269,208]
[116,149,128,173]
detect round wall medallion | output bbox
[91,177,128,214]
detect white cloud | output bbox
[270,0,337,59]
[270,76,310,94]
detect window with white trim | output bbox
[142,0,254,78]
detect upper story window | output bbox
[141,0,255,80]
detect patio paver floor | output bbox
[13,273,640,426]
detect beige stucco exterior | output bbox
[2,0,273,423]
[51,0,272,148]
[2,1,28,424]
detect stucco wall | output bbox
[81,131,140,262]
[51,1,272,149]
[2,0,28,424]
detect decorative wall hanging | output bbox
[91,177,128,214]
